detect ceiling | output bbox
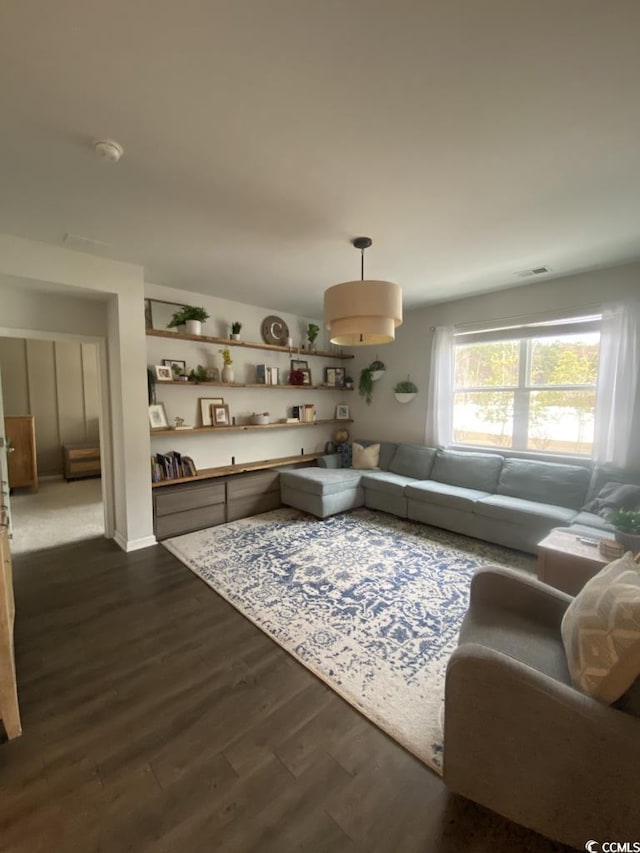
[1,0,639,318]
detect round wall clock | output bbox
[261,315,289,345]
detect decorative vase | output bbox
[222,365,234,384]
[185,319,202,335]
[615,530,640,555]
[394,392,416,404]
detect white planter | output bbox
[231,333,240,341]
[370,370,385,382]
[395,392,416,404]
[222,365,234,383]
[185,319,202,336]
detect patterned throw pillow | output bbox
[352,442,380,470]
[561,552,640,703]
[336,441,352,469]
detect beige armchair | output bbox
[444,567,639,850]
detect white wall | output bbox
[0,235,154,550]
[145,282,352,469]
[350,261,640,470]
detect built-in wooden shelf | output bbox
[156,380,353,391]
[152,452,322,488]
[150,418,353,438]
[147,328,354,359]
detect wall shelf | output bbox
[150,418,352,438]
[147,328,354,359]
[152,452,322,488]
[156,380,353,391]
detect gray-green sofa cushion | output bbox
[388,444,435,479]
[431,449,504,492]
[475,494,577,526]
[360,471,417,496]
[496,458,590,509]
[405,481,489,512]
[279,468,362,497]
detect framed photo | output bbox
[199,397,224,426]
[155,364,172,381]
[336,404,350,421]
[300,369,312,386]
[291,359,309,371]
[211,404,230,426]
[325,367,345,387]
[149,403,170,430]
[162,359,186,377]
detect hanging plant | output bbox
[359,359,387,403]
[394,380,418,394]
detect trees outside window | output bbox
[453,328,600,456]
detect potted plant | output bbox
[307,323,320,351]
[168,305,209,336]
[345,375,354,390]
[369,359,386,382]
[608,509,640,554]
[231,321,242,341]
[188,364,208,384]
[394,379,418,403]
[219,348,234,383]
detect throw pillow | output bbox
[561,551,640,703]
[352,441,380,470]
[582,482,640,518]
[336,441,352,469]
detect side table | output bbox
[537,527,614,595]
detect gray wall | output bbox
[0,337,100,475]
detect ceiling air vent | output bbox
[515,265,551,279]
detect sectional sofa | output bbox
[279,442,637,554]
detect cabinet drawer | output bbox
[69,460,101,475]
[155,482,225,516]
[67,446,100,460]
[155,504,226,539]
[226,471,280,500]
[226,492,281,522]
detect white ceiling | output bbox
[1,0,639,317]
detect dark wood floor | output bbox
[0,536,573,853]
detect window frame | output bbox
[451,317,601,459]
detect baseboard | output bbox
[113,531,157,552]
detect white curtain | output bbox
[594,300,640,469]
[425,326,454,447]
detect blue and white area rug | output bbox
[163,508,534,774]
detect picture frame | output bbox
[336,404,350,421]
[291,359,309,371]
[155,364,172,382]
[211,403,230,426]
[149,403,170,430]
[300,369,312,386]
[325,367,345,387]
[199,397,225,426]
[162,359,186,376]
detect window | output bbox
[452,318,600,456]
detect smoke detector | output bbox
[93,138,124,162]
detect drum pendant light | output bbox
[324,237,402,346]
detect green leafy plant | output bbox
[231,321,242,334]
[188,365,208,383]
[394,380,418,393]
[359,366,375,404]
[167,305,210,327]
[608,509,640,534]
[307,323,320,346]
[369,359,385,372]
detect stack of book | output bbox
[151,451,197,482]
[301,404,316,423]
[256,365,280,384]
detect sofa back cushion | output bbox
[496,458,590,509]
[388,444,436,480]
[431,449,503,492]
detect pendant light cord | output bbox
[361,248,365,281]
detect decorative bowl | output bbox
[250,413,270,425]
